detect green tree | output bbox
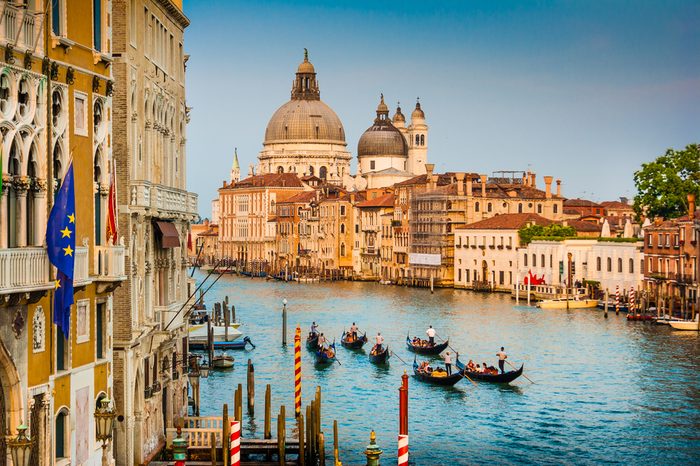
[633,144,700,220]
[518,224,576,245]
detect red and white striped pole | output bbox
[629,287,636,313]
[398,434,409,466]
[230,420,241,466]
[615,285,620,314]
[294,326,302,417]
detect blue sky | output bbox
[182,0,699,218]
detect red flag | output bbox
[106,159,118,244]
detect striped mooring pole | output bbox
[295,326,302,417]
[629,287,636,313]
[398,434,409,466]
[615,285,620,314]
[230,420,241,466]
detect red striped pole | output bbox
[615,285,620,314]
[629,287,635,313]
[294,326,302,417]
[399,370,408,434]
[230,420,241,466]
[398,434,409,466]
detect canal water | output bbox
[193,271,700,465]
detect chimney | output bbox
[530,172,536,189]
[456,172,465,196]
[544,176,553,199]
[688,193,696,218]
[556,179,561,197]
[480,174,487,198]
[466,176,473,198]
[522,172,529,186]
[350,193,356,203]
[425,163,435,180]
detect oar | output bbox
[453,352,478,387]
[506,359,534,384]
[332,342,342,366]
[390,351,410,366]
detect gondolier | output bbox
[310,321,318,335]
[373,332,384,352]
[426,325,436,345]
[443,351,452,375]
[496,347,507,374]
[318,333,326,348]
[350,322,358,341]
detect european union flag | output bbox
[46,162,76,338]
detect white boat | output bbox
[538,298,599,310]
[189,323,243,346]
[211,353,234,368]
[669,316,700,331]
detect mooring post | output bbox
[364,430,383,466]
[282,298,288,345]
[264,384,272,439]
[298,414,306,466]
[232,304,236,323]
[319,432,326,466]
[278,405,286,466]
[247,359,255,414]
[315,386,321,434]
[333,420,339,466]
[527,278,531,306]
[604,289,609,319]
[223,404,230,466]
[210,432,217,466]
[306,404,313,461]
[309,401,316,459]
[236,383,243,423]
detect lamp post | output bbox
[94,397,116,466]
[189,370,201,416]
[7,423,32,466]
[282,298,288,346]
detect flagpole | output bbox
[44,0,54,377]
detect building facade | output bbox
[111,1,197,464]
[0,0,126,464]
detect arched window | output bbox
[532,254,537,267]
[94,149,103,245]
[537,204,542,214]
[340,243,346,256]
[487,203,492,212]
[308,166,314,176]
[319,166,328,179]
[415,134,419,145]
[475,202,480,212]
[0,73,11,114]
[277,166,284,174]
[607,257,612,272]
[618,258,623,273]
[340,224,345,234]
[55,408,70,459]
[524,254,528,266]
[596,257,601,271]
[6,138,21,247]
[629,258,634,273]
[518,203,523,213]
[27,144,39,246]
[553,204,559,214]
[420,134,425,145]
[541,254,545,267]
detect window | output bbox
[93,0,102,51]
[340,243,345,256]
[340,224,345,234]
[420,134,425,145]
[277,166,284,173]
[76,299,90,343]
[537,204,542,214]
[96,302,106,359]
[648,258,653,273]
[518,203,523,213]
[319,166,328,179]
[56,326,68,371]
[55,409,69,459]
[617,258,623,273]
[596,257,601,271]
[553,204,558,214]
[458,269,462,282]
[355,224,359,234]
[629,258,634,273]
[340,205,346,216]
[475,202,480,212]
[541,255,545,267]
[466,269,470,282]
[487,203,492,212]
[370,160,375,170]
[52,0,63,36]
[308,166,314,176]
[524,254,528,266]
[607,257,612,272]
[532,254,536,267]
[74,92,88,136]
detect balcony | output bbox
[156,301,185,330]
[94,245,127,282]
[74,246,90,287]
[0,3,45,54]
[0,248,52,295]
[130,180,198,218]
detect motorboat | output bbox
[189,323,243,349]
[538,298,598,310]
[669,316,700,331]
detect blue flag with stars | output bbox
[46,162,76,338]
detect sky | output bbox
[182,0,699,218]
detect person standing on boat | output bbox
[350,322,358,341]
[496,347,507,374]
[373,332,384,353]
[426,325,436,346]
[318,333,326,348]
[311,322,318,335]
[443,351,452,375]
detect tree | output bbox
[633,144,700,220]
[518,224,576,245]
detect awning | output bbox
[154,221,180,248]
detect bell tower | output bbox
[407,98,428,175]
[230,147,240,183]
[291,49,320,101]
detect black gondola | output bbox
[455,356,524,383]
[368,344,390,364]
[340,331,368,350]
[412,358,464,386]
[315,343,336,365]
[306,332,319,350]
[406,335,449,355]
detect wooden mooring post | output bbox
[333,420,339,466]
[277,405,286,466]
[604,289,609,319]
[236,383,243,423]
[298,414,306,466]
[223,404,230,466]
[247,359,255,414]
[210,432,217,466]
[264,384,272,439]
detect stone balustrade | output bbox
[74,246,90,287]
[93,245,127,281]
[0,2,45,54]
[0,247,52,294]
[130,180,198,217]
[155,301,185,330]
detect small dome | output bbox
[412,100,425,120]
[393,104,405,123]
[297,48,315,74]
[358,95,408,158]
[377,93,389,113]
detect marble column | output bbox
[0,175,9,248]
[99,183,109,246]
[32,180,48,247]
[14,177,30,248]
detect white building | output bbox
[517,238,644,292]
[454,213,552,291]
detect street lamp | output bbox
[199,361,210,379]
[94,397,116,466]
[282,298,288,346]
[7,423,31,466]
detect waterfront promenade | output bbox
[193,271,700,465]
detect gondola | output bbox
[368,344,390,364]
[340,331,368,350]
[306,332,319,350]
[315,343,336,365]
[455,356,524,383]
[412,358,464,386]
[405,335,449,355]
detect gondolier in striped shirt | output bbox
[496,347,507,374]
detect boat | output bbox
[306,332,320,350]
[368,344,390,364]
[669,317,700,331]
[626,314,655,321]
[596,301,628,312]
[189,322,242,349]
[315,343,336,365]
[406,335,449,355]
[538,298,598,309]
[340,331,368,350]
[412,358,464,386]
[654,315,685,325]
[211,353,234,369]
[455,356,524,383]
[205,336,254,350]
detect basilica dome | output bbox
[357,95,408,158]
[264,99,346,144]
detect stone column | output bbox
[99,183,109,246]
[14,176,30,247]
[33,180,48,246]
[0,175,10,248]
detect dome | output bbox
[412,100,425,120]
[264,99,346,144]
[393,104,405,123]
[358,95,408,158]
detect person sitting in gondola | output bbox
[317,333,326,348]
[475,364,483,373]
[467,359,476,371]
[418,361,430,373]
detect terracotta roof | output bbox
[357,193,395,208]
[457,213,553,230]
[277,191,317,204]
[600,200,633,209]
[564,219,602,232]
[228,173,306,189]
[564,198,602,208]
